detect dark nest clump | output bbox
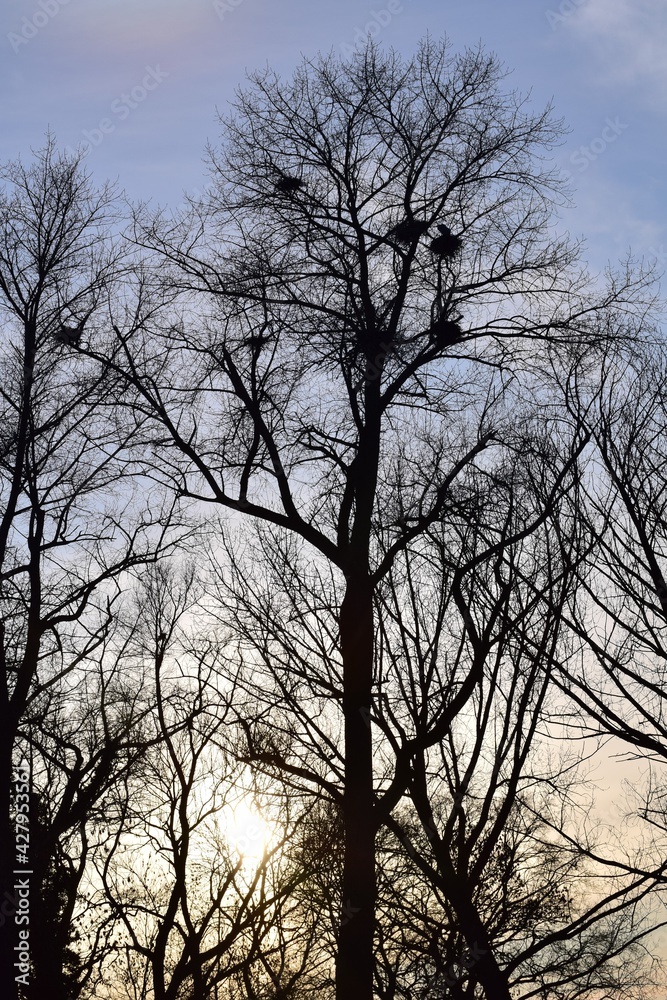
[388,219,431,244]
[274,175,303,193]
[430,231,462,258]
[242,332,274,349]
[429,317,462,347]
[53,324,83,347]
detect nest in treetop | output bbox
[53,324,83,347]
[429,317,462,347]
[242,332,274,349]
[388,219,431,244]
[274,175,303,193]
[430,224,462,258]
[429,231,462,259]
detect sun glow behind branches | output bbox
[224,799,274,863]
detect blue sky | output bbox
[1,0,665,275]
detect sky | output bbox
[0,0,665,277]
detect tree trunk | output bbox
[412,757,512,1000]
[336,578,376,1000]
[440,868,513,1000]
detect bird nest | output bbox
[429,317,462,346]
[53,324,82,347]
[274,175,303,193]
[429,232,462,258]
[388,219,431,244]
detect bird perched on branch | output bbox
[430,223,462,258]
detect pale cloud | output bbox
[553,160,665,274]
[571,0,667,105]
[67,0,213,66]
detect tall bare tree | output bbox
[206,428,665,999]
[91,39,654,999]
[0,138,180,999]
[373,474,665,999]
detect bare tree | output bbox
[374,491,665,999]
[85,563,327,1000]
[546,331,667,757]
[18,607,162,1000]
[207,426,665,999]
[0,138,180,999]
[87,38,655,1000]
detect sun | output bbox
[225,800,273,862]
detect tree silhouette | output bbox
[94,38,658,1000]
[0,139,181,1000]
